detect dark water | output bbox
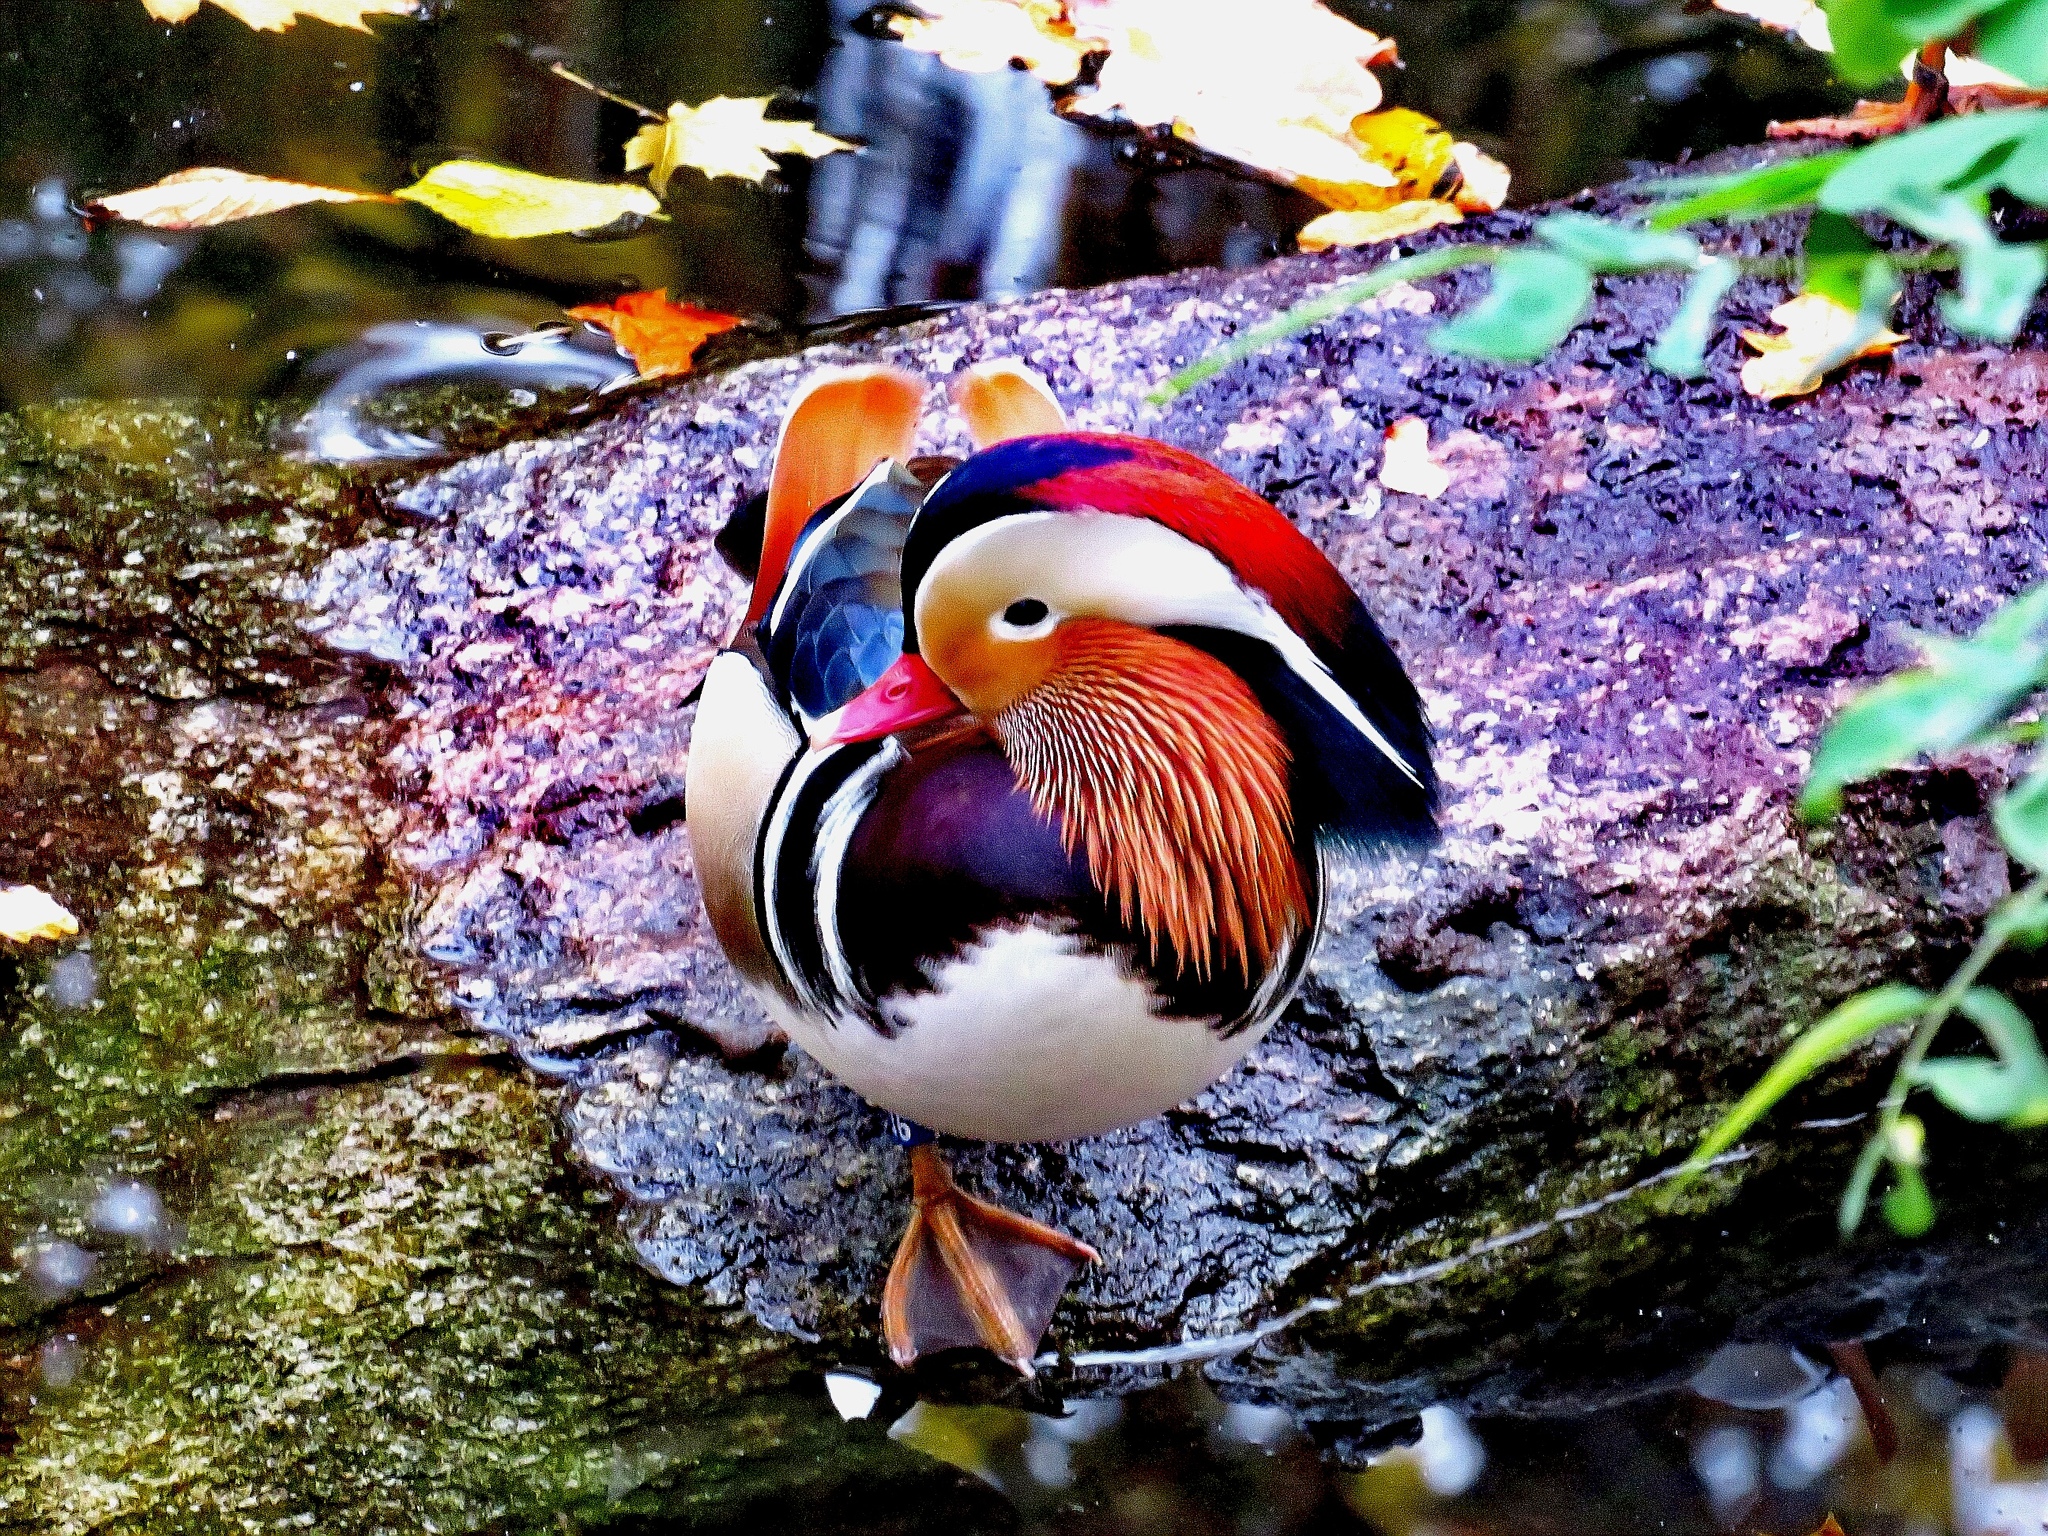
[0,0,1849,409]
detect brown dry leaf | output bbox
[1378,416,1451,498]
[1768,99,1915,140]
[624,98,856,192]
[565,289,741,379]
[140,0,418,30]
[884,0,1412,211]
[1740,292,1905,399]
[0,884,79,944]
[1710,0,1832,51]
[87,166,392,229]
[1298,199,1462,251]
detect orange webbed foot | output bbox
[881,1144,1098,1375]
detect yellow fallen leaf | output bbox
[1450,141,1512,212]
[1740,292,1904,400]
[87,166,392,230]
[624,98,856,193]
[1299,200,1462,251]
[565,289,741,379]
[0,884,79,944]
[394,162,664,239]
[1348,109,1458,205]
[885,0,1408,211]
[1709,0,1832,52]
[1378,416,1450,498]
[139,0,418,30]
[887,0,1093,81]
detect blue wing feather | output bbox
[757,460,925,727]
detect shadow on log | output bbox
[296,152,2048,1444]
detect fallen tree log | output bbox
[8,153,2048,1530]
[298,149,2048,1439]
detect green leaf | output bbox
[1981,584,2048,649]
[1975,0,2048,88]
[1949,239,2048,342]
[1916,1057,2029,1119]
[1646,153,1853,230]
[1819,111,2048,214]
[1881,1161,1936,1236]
[1535,212,1700,273]
[1430,250,1594,364]
[1859,191,2047,342]
[1802,212,1880,308]
[1960,986,2048,1063]
[1822,0,1935,85]
[1649,257,1741,378]
[1995,882,2048,950]
[1932,987,2048,1125]
[1996,761,2048,871]
[1800,584,2048,820]
[1684,984,1932,1173]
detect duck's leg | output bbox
[881,1143,1098,1375]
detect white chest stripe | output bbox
[758,745,838,1017]
[810,738,900,1010]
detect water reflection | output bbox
[663,1340,2048,1536]
[806,0,1086,316]
[0,0,1844,406]
[290,317,633,461]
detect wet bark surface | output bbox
[303,154,2048,1405]
[5,150,2048,1529]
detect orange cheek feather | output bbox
[993,619,1308,981]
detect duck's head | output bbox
[831,431,1437,977]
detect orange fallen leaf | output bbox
[1769,53,2048,139]
[566,289,742,379]
[624,98,856,192]
[87,166,393,229]
[0,884,79,944]
[1740,292,1904,399]
[1378,416,1451,498]
[1299,200,1462,251]
[139,0,418,30]
[1769,100,1915,141]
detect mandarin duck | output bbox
[687,360,1436,1373]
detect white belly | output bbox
[779,923,1273,1142]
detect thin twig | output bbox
[549,62,663,122]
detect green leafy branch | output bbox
[1150,109,2048,404]
[1824,0,2048,90]
[1679,586,2048,1238]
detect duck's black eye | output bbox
[1002,598,1049,627]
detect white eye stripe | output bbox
[921,511,1425,791]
